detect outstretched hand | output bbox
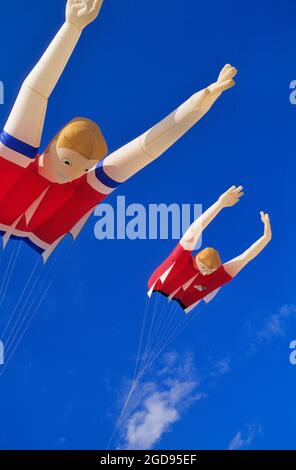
[66,0,103,30]
[219,185,244,208]
[207,64,238,95]
[260,211,272,240]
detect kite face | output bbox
[148,242,233,314]
[195,247,222,275]
[195,257,217,276]
[41,118,108,184]
[41,143,98,184]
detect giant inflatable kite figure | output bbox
[0,0,237,261]
[148,186,272,313]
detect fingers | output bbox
[218,64,238,82]
[67,0,84,9]
[220,66,237,82]
[261,211,270,223]
[232,191,244,202]
[89,0,103,14]
[220,185,244,207]
[219,64,232,77]
[227,185,243,194]
[260,210,266,221]
[207,64,237,97]
[209,79,235,95]
[233,185,243,194]
[224,185,244,205]
[67,0,103,27]
[236,191,244,199]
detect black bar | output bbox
[0,450,295,465]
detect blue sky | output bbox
[0,0,295,450]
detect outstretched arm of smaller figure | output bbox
[224,212,272,277]
[180,186,244,251]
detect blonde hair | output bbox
[49,117,108,161]
[196,247,222,270]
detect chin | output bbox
[57,173,71,184]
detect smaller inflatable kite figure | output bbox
[148,186,272,314]
[0,0,237,262]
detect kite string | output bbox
[107,295,184,450]
[109,291,164,448]
[133,295,180,380]
[0,243,17,303]
[139,297,178,375]
[106,291,156,450]
[147,313,191,371]
[0,241,74,377]
[140,289,187,374]
[141,309,198,375]
[144,301,184,368]
[133,289,185,384]
[132,292,151,382]
[108,291,156,448]
[2,245,61,357]
[139,292,160,370]
[3,262,42,357]
[146,297,192,369]
[142,295,203,376]
[106,289,198,450]
[0,242,22,312]
[2,257,40,343]
[137,293,171,378]
[143,295,174,364]
[106,376,140,451]
[146,299,180,358]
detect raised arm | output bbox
[224,212,272,277]
[95,64,237,186]
[0,0,103,166]
[180,186,244,251]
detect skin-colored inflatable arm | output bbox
[101,65,237,183]
[224,212,272,277]
[3,0,103,150]
[180,186,244,251]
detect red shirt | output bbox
[0,131,120,259]
[148,243,233,313]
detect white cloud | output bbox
[256,304,296,343]
[228,423,262,450]
[210,357,231,377]
[244,304,296,357]
[228,431,244,451]
[123,386,186,450]
[118,352,203,450]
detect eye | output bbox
[84,169,89,172]
[62,158,72,166]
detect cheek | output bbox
[48,154,62,168]
[74,168,85,178]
